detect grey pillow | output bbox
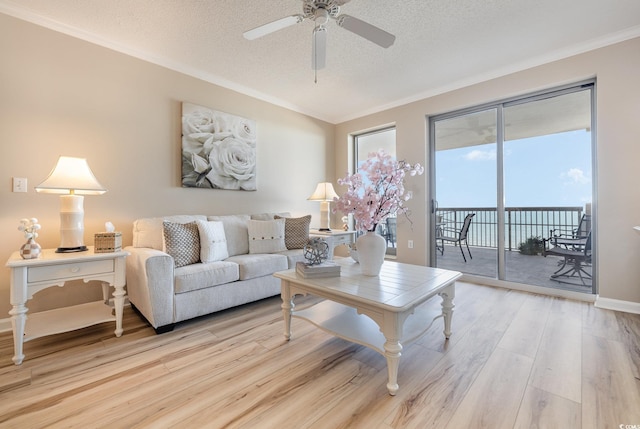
[275,215,312,249]
[163,221,200,267]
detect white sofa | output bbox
[125,212,310,333]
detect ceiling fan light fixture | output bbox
[243,0,396,78]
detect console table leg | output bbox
[112,283,126,337]
[281,282,294,341]
[9,303,27,365]
[384,339,403,396]
[439,284,456,339]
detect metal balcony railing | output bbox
[436,207,584,251]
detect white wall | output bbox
[0,14,335,315]
[335,37,640,307]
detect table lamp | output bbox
[307,182,338,231]
[35,156,107,253]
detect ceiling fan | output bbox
[243,0,396,71]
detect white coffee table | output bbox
[274,259,461,395]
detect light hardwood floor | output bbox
[0,282,639,428]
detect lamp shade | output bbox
[35,156,107,195]
[307,182,338,201]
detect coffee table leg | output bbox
[439,284,456,339]
[384,339,403,395]
[281,282,294,341]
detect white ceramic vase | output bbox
[356,231,386,276]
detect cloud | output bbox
[562,168,590,184]
[465,149,496,161]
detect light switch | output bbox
[13,177,27,193]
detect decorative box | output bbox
[94,232,122,253]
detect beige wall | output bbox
[0,14,335,315]
[2,12,639,321]
[335,36,640,305]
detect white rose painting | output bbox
[181,103,257,191]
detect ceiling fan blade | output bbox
[337,14,395,48]
[243,15,303,40]
[312,26,327,70]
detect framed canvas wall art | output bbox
[181,103,257,191]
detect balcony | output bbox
[434,206,593,293]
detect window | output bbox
[354,127,397,255]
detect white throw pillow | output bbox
[196,220,229,263]
[208,214,251,256]
[248,219,287,254]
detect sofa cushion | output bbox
[226,253,288,280]
[163,221,201,268]
[275,214,312,249]
[196,220,229,263]
[251,212,291,221]
[248,219,287,254]
[174,261,240,294]
[133,215,206,250]
[277,249,308,268]
[208,214,251,256]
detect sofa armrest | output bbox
[125,246,175,329]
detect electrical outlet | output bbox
[408,240,414,249]
[12,177,27,193]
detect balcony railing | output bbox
[437,206,584,251]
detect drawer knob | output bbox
[71,267,80,273]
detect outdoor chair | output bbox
[438,213,475,262]
[543,230,592,285]
[549,213,591,250]
[384,217,397,248]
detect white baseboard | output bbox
[0,318,11,334]
[595,296,640,314]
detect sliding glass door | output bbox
[430,83,595,293]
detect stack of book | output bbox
[295,261,341,278]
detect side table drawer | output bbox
[332,234,353,246]
[28,259,114,283]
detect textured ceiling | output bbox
[2,0,640,123]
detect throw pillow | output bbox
[163,221,200,268]
[196,220,229,263]
[208,214,251,256]
[274,215,312,249]
[248,219,287,254]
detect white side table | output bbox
[309,229,356,260]
[6,246,129,365]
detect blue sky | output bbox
[436,130,592,208]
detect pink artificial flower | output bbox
[333,150,424,232]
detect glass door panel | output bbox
[503,90,593,292]
[433,108,498,278]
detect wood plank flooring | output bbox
[0,282,639,428]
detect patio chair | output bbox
[438,213,475,262]
[384,217,397,248]
[549,214,591,249]
[543,230,592,285]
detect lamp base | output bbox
[56,246,88,253]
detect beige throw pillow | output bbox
[248,219,287,254]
